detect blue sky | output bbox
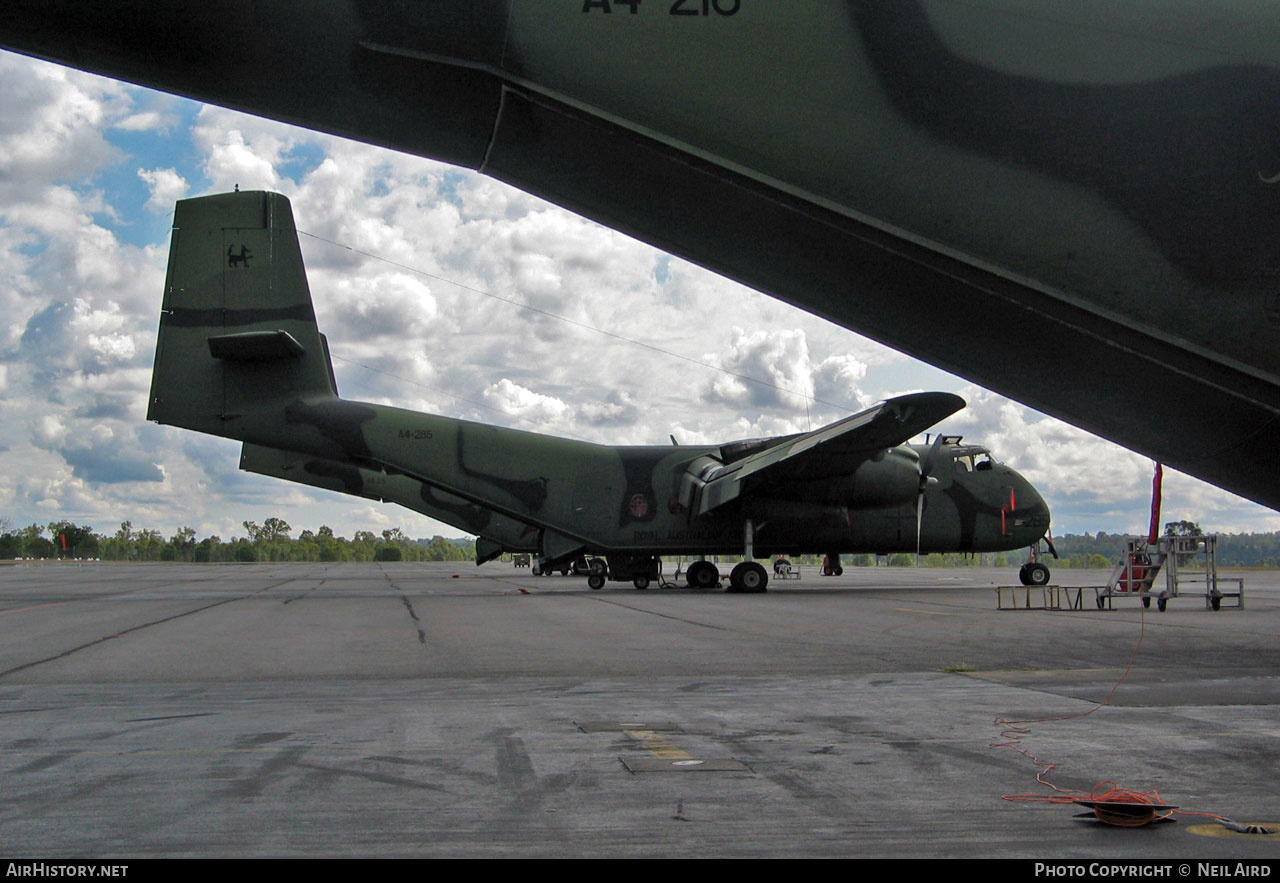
[1,48,1277,545]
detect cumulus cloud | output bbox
[579,391,641,428]
[0,56,124,201]
[483,379,571,429]
[59,445,163,483]
[138,167,188,212]
[705,327,815,408]
[114,111,173,133]
[701,327,869,423]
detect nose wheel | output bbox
[1019,562,1051,585]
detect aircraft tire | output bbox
[633,575,650,590]
[588,557,607,577]
[730,562,768,594]
[587,574,605,590]
[687,561,718,589]
[1025,563,1050,586]
[833,566,844,576]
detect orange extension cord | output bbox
[991,603,1228,827]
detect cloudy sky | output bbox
[2,49,1277,544]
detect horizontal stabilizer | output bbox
[208,330,305,361]
[688,392,965,514]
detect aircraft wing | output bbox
[686,392,964,515]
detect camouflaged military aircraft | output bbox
[7,1,1280,514]
[148,190,1052,592]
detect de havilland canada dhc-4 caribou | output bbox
[148,191,1053,592]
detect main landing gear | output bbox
[585,556,607,590]
[728,561,768,593]
[724,519,768,593]
[685,560,720,589]
[681,558,767,592]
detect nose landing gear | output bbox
[1019,539,1056,585]
[1019,561,1051,586]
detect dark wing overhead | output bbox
[685,392,965,515]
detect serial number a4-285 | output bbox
[583,0,742,16]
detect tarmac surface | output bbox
[1,560,1278,858]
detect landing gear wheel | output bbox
[728,562,768,594]
[1157,596,1167,612]
[1024,562,1050,586]
[1142,596,1151,609]
[560,566,570,576]
[588,557,607,577]
[833,566,844,576]
[686,561,719,589]
[1211,595,1222,611]
[587,573,605,590]
[633,575,650,590]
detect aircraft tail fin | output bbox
[147,191,338,437]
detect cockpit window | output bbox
[951,446,996,473]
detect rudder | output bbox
[147,190,337,438]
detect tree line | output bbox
[4,516,1280,567]
[0,517,474,563]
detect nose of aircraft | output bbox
[1007,468,1051,546]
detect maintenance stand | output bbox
[1092,535,1243,611]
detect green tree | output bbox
[46,521,99,558]
[165,526,196,562]
[1165,520,1203,537]
[261,517,292,541]
[374,544,403,561]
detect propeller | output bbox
[916,434,947,558]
